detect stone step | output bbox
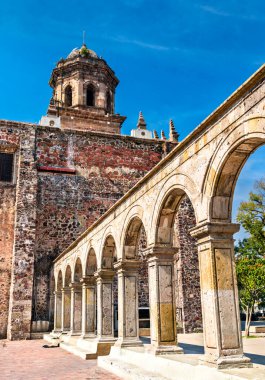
[98,346,255,380]
[98,356,166,380]
[60,342,97,360]
[43,333,61,346]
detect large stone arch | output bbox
[204,116,265,221]
[73,257,83,282]
[56,270,63,291]
[120,205,148,258]
[99,225,119,269]
[149,173,199,244]
[85,247,97,275]
[63,264,72,287]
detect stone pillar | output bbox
[80,276,96,338]
[62,287,71,332]
[70,282,82,335]
[147,246,183,355]
[94,269,116,342]
[190,222,252,369]
[114,260,143,348]
[53,291,62,332]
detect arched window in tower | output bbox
[65,85,72,107]
[106,91,112,114]
[86,85,95,107]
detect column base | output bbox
[80,333,97,339]
[114,338,143,348]
[52,329,62,334]
[148,344,184,355]
[94,337,117,356]
[199,354,253,369]
[68,331,82,336]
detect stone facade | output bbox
[0,43,203,342]
[0,120,174,339]
[0,121,38,340]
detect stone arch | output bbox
[85,247,97,275]
[64,85,72,107]
[64,265,72,287]
[101,235,117,269]
[85,83,96,106]
[106,90,112,113]
[74,257,83,282]
[99,225,119,268]
[56,270,63,291]
[153,182,197,245]
[123,216,147,260]
[150,174,199,244]
[205,116,265,220]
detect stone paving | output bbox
[0,339,120,380]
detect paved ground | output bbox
[1,334,264,379]
[178,333,265,365]
[0,339,120,380]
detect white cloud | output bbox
[200,5,230,17]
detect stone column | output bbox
[190,222,252,369]
[94,269,116,342]
[53,290,62,332]
[70,282,82,335]
[62,287,71,332]
[80,276,96,338]
[114,260,143,348]
[147,246,183,355]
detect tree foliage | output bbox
[237,179,265,253]
[236,179,265,336]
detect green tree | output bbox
[237,179,265,253]
[235,241,265,336]
[236,179,265,336]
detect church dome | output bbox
[67,44,98,59]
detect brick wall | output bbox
[33,127,172,323]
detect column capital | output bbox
[80,275,96,286]
[144,245,178,260]
[69,281,82,289]
[190,222,240,241]
[94,268,115,281]
[113,259,141,272]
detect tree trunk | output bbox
[245,305,253,337]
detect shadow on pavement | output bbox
[178,342,204,354]
[244,353,265,366]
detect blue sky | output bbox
[0,0,264,240]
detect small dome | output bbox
[67,44,98,59]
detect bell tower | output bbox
[41,44,126,134]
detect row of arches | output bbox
[64,84,112,113]
[53,192,200,352]
[52,117,265,367]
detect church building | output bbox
[0,43,201,340]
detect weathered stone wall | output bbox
[0,184,16,338]
[137,225,149,308]
[0,121,38,340]
[0,125,21,339]
[33,127,172,322]
[173,196,202,333]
